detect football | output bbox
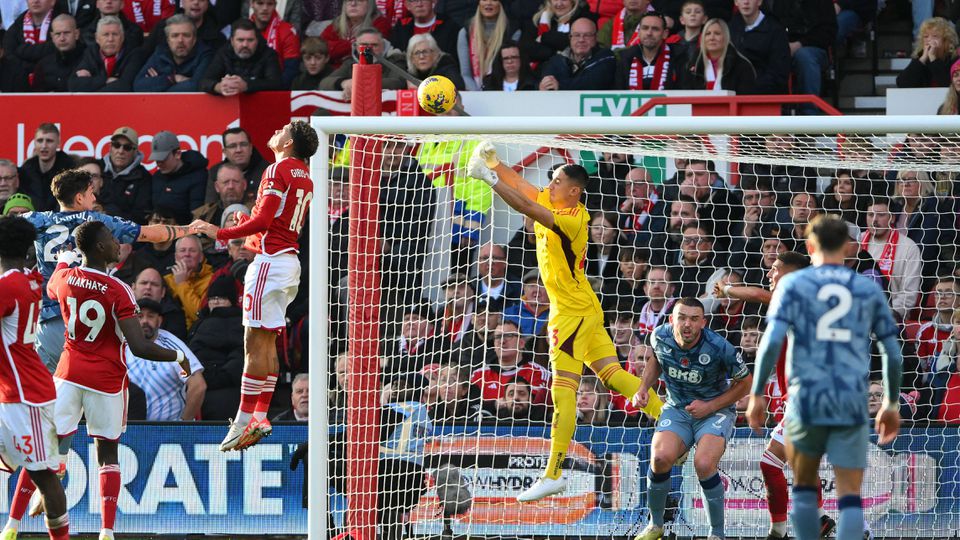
[417,75,458,115]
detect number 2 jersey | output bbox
[25,211,141,322]
[0,269,55,405]
[47,264,140,395]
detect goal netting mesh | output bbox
[315,120,960,540]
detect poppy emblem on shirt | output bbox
[680,357,689,367]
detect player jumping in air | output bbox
[468,142,663,502]
[715,251,840,539]
[195,121,319,452]
[748,214,902,540]
[0,217,70,540]
[634,298,752,540]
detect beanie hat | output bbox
[222,203,251,228]
[207,275,237,302]
[3,193,34,215]
[952,58,960,78]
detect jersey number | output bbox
[289,189,312,233]
[42,224,77,263]
[65,297,106,342]
[816,284,853,343]
[22,301,39,345]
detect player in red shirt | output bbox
[196,121,319,451]
[0,217,69,540]
[715,251,840,539]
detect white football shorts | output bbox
[242,253,301,331]
[54,379,127,441]
[0,402,60,472]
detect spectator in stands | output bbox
[842,221,887,291]
[406,33,465,89]
[835,0,875,53]
[728,174,776,272]
[892,169,958,278]
[200,18,283,95]
[193,163,246,234]
[123,0,175,34]
[482,40,537,90]
[675,18,755,94]
[739,135,819,208]
[596,0,650,50]
[0,29,30,92]
[320,0,391,68]
[860,197,922,320]
[505,215,538,278]
[651,195,698,256]
[586,211,621,280]
[319,27,407,100]
[668,0,706,70]
[495,378,546,422]
[729,0,790,95]
[80,0,144,50]
[670,222,724,298]
[3,0,60,72]
[206,127,268,204]
[3,194,35,217]
[618,167,658,240]
[606,246,649,307]
[820,169,866,227]
[273,373,309,421]
[614,11,674,90]
[18,123,73,211]
[739,314,761,362]
[676,158,734,240]
[520,0,595,63]
[145,0,226,54]
[188,275,244,420]
[133,15,212,91]
[0,161,24,210]
[470,320,550,412]
[126,298,206,421]
[149,130,207,223]
[454,299,501,370]
[768,0,836,114]
[636,265,675,336]
[897,17,958,89]
[391,0,460,58]
[133,266,188,340]
[290,36,331,90]
[584,152,632,211]
[31,14,86,91]
[706,268,745,347]
[99,126,152,224]
[537,17,614,90]
[503,270,549,337]
[938,59,960,114]
[779,191,819,251]
[68,15,146,91]
[916,276,960,363]
[250,0,300,85]
[164,235,214,328]
[385,304,439,377]
[457,0,518,90]
[437,274,476,347]
[426,364,481,426]
[475,242,520,304]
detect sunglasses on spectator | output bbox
[111,141,136,151]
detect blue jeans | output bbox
[794,46,830,115]
[836,9,863,49]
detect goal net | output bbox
[308,115,960,540]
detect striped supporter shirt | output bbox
[126,329,204,421]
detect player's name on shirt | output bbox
[66,274,110,294]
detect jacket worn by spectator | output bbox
[410,53,466,90]
[19,151,75,211]
[188,305,244,421]
[164,261,214,329]
[205,149,270,204]
[144,14,227,55]
[391,17,461,59]
[897,57,953,88]
[80,12,144,50]
[769,0,837,51]
[31,40,86,91]
[152,149,208,223]
[540,45,616,90]
[133,41,213,92]
[518,3,596,63]
[100,151,153,224]
[728,11,790,94]
[289,63,333,90]
[254,10,301,86]
[3,7,62,70]
[318,15,392,67]
[67,44,147,91]
[319,54,408,91]
[0,55,29,92]
[199,38,283,94]
[675,47,757,94]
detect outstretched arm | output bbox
[138,222,207,244]
[474,142,539,200]
[485,171,556,229]
[715,282,772,304]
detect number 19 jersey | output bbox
[47,265,140,395]
[244,157,313,256]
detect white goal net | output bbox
[307,115,960,540]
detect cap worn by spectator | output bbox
[522,269,541,285]
[137,297,164,314]
[149,131,180,162]
[221,203,251,228]
[3,193,35,215]
[761,223,795,251]
[207,274,238,301]
[113,126,138,144]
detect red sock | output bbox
[239,373,266,416]
[46,513,69,540]
[253,373,278,421]
[10,469,37,520]
[99,464,121,531]
[817,481,824,509]
[760,455,789,523]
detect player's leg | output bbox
[784,417,828,540]
[691,410,736,539]
[761,425,790,538]
[94,439,120,540]
[826,423,870,540]
[82,388,127,540]
[27,469,68,540]
[582,314,663,418]
[636,409,692,540]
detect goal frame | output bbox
[306,114,960,540]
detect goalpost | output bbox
[308,115,960,540]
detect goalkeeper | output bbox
[468,143,663,502]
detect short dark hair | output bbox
[686,158,716,173]
[640,10,667,28]
[0,216,37,260]
[75,156,101,169]
[777,251,810,269]
[867,195,891,209]
[807,214,849,252]
[738,173,771,192]
[222,126,249,141]
[75,220,109,256]
[230,18,257,37]
[741,315,764,331]
[289,121,319,160]
[51,169,93,206]
[674,297,705,312]
[559,163,588,188]
[681,0,706,9]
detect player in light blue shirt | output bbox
[634,298,752,540]
[748,214,903,540]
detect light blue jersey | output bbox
[754,264,902,426]
[25,211,141,321]
[651,324,750,411]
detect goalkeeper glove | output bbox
[468,157,499,187]
[474,141,500,168]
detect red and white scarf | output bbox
[537,7,575,39]
[101,52,119,77]
[628,43,670,90]
[636,298,675,337]
[610,6,653,50]
[256,10,282,51]
[413,17,438,34]
[376,0,405,27]
[468,32,483,85]
[620,191,657,231]
[129,0,162,25]
[704,57,721,90]
[861,229,899,279]
[22,9,53,45]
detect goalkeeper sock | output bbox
[647,469,671,527]
[699,473,725,537]
[99,464,120,531]
[237,372,266,425]
[543,376,578,480]
[760,450,789,525]
[253,372,278,422]
[595,363,640,397]
[9,469,36,520]
[790,486,820,540]
[837,495,864,540]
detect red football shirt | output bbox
[470,362,550,404]
[48,265,139,395]
[0,269,55,405]
[123,0,176,33]
[218,157,313,256]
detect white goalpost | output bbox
[308,115,960,540]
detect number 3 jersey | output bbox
[650,324,749,411]
[767,264,899,426]
[47,264,140,394]
[0,269,55,405]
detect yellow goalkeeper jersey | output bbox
[534,190,603,317]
